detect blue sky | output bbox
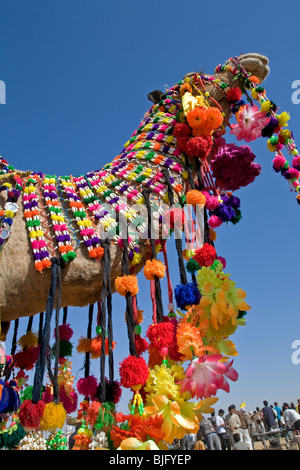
[2,0,300,417]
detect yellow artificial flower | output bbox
[193,397,219,422]
[144,395,199,444]
[210,339,238,357]
[221,279,251,322]
[182,92,208,116]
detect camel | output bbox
[0,53,270,335]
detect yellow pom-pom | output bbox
[17,331,39,349]
[260,101,272,113]
[131,252,142,265]
[40,402,66,432]
[277,111,290,128]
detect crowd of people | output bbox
[176,398,300,451]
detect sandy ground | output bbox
[253,437,300,450]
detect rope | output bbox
[99,238,111,402]
[162,169,188,285]
[10,319,19,357]
[46,258,62,404]
[121,236,137,356]
[84,304,94,381]
[141,187,164,322]
[32,257,61,404]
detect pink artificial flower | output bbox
[230,105,269,143]
[180,354,238,398]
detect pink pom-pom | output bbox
[272,155,286,170]
[208,215,223,228]
[203,191,220,211]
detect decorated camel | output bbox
[0,52,299,449]
[0,52,272,324]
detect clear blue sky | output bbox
[2,0,300,416]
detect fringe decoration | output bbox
[141,187,164,322]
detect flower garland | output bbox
[23,175,52,272]
[59,176,104,261]
[42,175,77,264]
[0,176,22,249]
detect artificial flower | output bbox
[179,354,238,398]
[211,143,261,191]
[230,105,269,142]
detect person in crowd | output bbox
[282,404,300,432]
[274,402,282,428]
[225,405,241,444]
[295,398,300,414]
[194,439,206,450]
[215,409,231,450]
[280,413,294,449]
[232,433,248,450]
[198,416,222,450]
[234,406,253,450]
[262,400,277,431]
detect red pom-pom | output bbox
[226,87,243,103]
[77,375,98,398]
[19,399,46,429]
[13,346,40,371]
[146,318,182,361]
[134,335,149,356]
[194,243,217,267]
[54,323,73,341]
[119,355,149,389]
[184,136,213,159]
[173,122,192,139]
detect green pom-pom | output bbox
[61,251,77,263]
[52,339,73,358]
[186,259,200,274]
[230,208,242,225]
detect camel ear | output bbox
[147,90,165,104]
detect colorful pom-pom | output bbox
[115,275,139,297]
[143,259,166,280]
[193,243,217,267]
[119,355,149,389]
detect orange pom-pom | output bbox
[186,190,206,207]
[86,401,102,426]
[205,107,224,132]
[90,336,102,359]
[77,337,92,354]
[89,246,104,260]
[249,75,260,84]
[115,275,139,297]
[143,259,166,281]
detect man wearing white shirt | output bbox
[216,409,232,450]
[282,406,300,431]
